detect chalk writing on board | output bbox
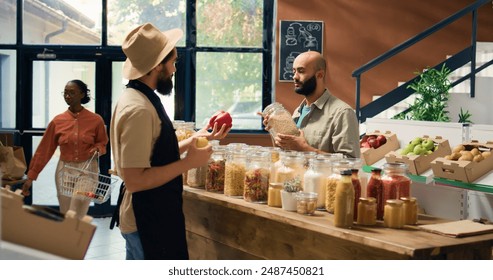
[279,20,323,81]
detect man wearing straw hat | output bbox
[110,23,229,260]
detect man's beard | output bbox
[294,75,317,96]
[156,73,174,96]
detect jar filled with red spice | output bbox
[382,163,411,204]
[366,168,384,220]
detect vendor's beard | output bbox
[294,75,317,96]
[156,75,173,96]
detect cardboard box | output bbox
[1,188,96,259]
[385,136,452,175]
[430,140,493,183]
[360,130,400,166]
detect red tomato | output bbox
[376,135,387,146]
[209,110,233,128]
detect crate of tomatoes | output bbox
[360,130,400,166]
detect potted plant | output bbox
[395,64,452,122]
[281,177,302,211]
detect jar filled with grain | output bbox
[224,150,247,197]
[262,102,299,138]
[304,157,331,209]
[187,164,207,188]
[275,152,305,187]
[244,152,270,203]
[205,146,226,193]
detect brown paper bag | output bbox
[0,141,27,180]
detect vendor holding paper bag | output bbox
[22,80,108,219]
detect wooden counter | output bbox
[183,186,493,260]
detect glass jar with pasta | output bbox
[244,152,270,203]
[224,150,247,197]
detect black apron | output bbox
[112,80,188,260]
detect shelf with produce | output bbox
[433,173,493,194]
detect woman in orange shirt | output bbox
[22,80,109,219]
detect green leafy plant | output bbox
[458,107,473,124]
[394,64,452,122]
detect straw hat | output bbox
[122,23,183,80]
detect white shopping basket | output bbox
[58,152,117,204]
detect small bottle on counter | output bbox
[334,169,355,228]
[383,199,405,229]
[356,197,377,226]
[366,168,384,220]
[400,196,418,225]
[351,169,361,221]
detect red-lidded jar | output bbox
[382,163,411,204]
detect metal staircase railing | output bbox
[352,0,492,123]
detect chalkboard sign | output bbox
[279,20,324,82]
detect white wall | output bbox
[448,77,493,125]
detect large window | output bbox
[107,0,186,46]
[194,0,265,130]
